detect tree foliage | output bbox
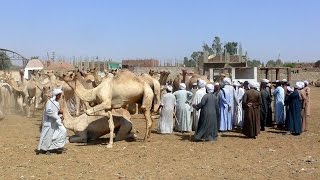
[212,36,222,55]
[183,56,196,67]
[0,52,12,70]
[202,43,214,55]
[283,63,296,68]
[247,59,261,67]
[224,42,238,55]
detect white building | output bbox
[24,59,44,79]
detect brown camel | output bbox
[62,70,154,147]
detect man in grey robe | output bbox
[192,79,207,131]
[173,83,193,132]
[37,88,67,155]
[157,86,176,134]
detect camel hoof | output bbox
[106,144,113,148]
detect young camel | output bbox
[62,70,154,146]
[62,99,136,145]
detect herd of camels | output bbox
[0,68,213,147]
[2,67,319,147]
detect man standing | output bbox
[302,80,310,131]
[193,84,219,141]
[242,82,261,138]
[192,79,207,131]
[37,88,67,155]
[233,81,245,128]
[273,81,285,129]
[260,81,271,131]
[219,77,237,131]
[157,86,176,134]
[173,83,193,132]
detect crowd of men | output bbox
[157,77,311,141]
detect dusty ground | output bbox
[1,88,320,179]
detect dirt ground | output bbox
[1,88,320,180]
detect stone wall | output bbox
[258,69,320,84]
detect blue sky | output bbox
[0,0,319,63]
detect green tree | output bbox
[247,59,262,67]
[30,56,39,59]
[0,52,12,70]
[275,59,283,66]
[212,36,222,55]
[224,42,238,55]
[266,60,276,67]
[283,63,296,68]
[202,43,214,55]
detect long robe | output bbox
[300,88,308,131]
[287,90,302,134]
[158,92,176,134]
[219,85,237,131]
[38,98,67,151]
[173,90,193,132]
[273,86,285,125]
[234,87,245,128]
[266,86,273,126]
[192,87,206,131]
[194,93,219,141]
[242,89,261,138]
[260,89,271,130]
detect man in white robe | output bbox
[157,86,176,134]
[192,79,207,131]
[37,88,67,155]
[233,81,245,128]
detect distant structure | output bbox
[24,59,44,79]
[122,59,159,68]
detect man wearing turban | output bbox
[242,81,261,138]
[173,83,193,132]
[191,79,207,131]
[273,81,285,129]
[157,86,176,134]
[37,88,67,155]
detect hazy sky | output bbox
[1,0,319,63]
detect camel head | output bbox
[62,71,76,82]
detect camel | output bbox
[172,70,210,91]
[0,82,13,114]
[314,79,320,87]
[62,98,136,144]
[160,71,171,85]
[62,69,154,146]
[139,73,161,112]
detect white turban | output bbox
[166,85,173,92]
[223,77,231,85]
[249,81,259,89]
[261,79,269,83]
[304,80,309,86]
[206,84,214,93]
[52,88,63,99]
[295,81,304,89]
[197,79,206,88]
[275,80,280,83]
[214,82,220,86]
[287,86,294,92]
[192,83,197,86]
[282,79,288,82]
[179,83,186,90]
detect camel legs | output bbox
[143,110,153,141]
[69,131,88,143]
[85,103,111,115]
[114,116,134,141]
[74,95,81,116]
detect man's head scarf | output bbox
[206,84,214,93]
[295,81,304,89]
[197,79,206,88]
[52,88,63,99]
[166,85,173,92]
[223,77,231,85]
[287,86,294,92]
[304,80,309,86]
[179,83,186,90]
[249,81,259,89]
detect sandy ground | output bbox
[0,88,320,179]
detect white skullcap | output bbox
[282,79,288,82]
[261,79,269,83]
[179,83,186,90]
[275,80,280,82]
[197,79,206,88]
[267,83,271,87]
[214,82,220,86]
[192,83,197,86]
[287,86,294,92]
[166,85,173,92]
[223,77,231,85]
[52,88,63,98]
[206,84,214,93]
[295,82,304,89]
[304,80,309,86]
